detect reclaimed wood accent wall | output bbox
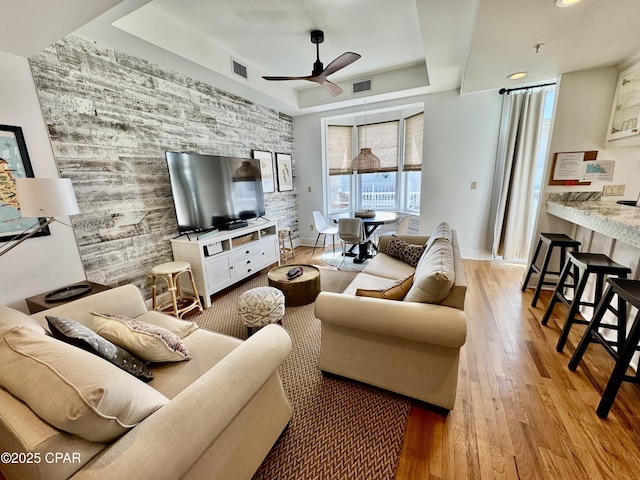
[28,35,296,295]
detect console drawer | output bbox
[233,252,262,279]
[231,241,261,261]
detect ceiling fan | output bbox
[262,30,361,97]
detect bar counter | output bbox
[546,193,640,249]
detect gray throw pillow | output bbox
[46,316,153,382]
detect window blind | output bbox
[403,112,424,172]
[327,125,353,175]
[357,120,399,173]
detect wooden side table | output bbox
[25,281,111,314]
[267,265,321,307]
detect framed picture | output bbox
[252,150,275,193]
[0,124,50,242]
[276,153,293,192]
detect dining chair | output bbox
[312,211,338,255]
[337,218,364,267]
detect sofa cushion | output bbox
[46,316,154,381]
[0,326,168,443]
[425,221,452,252]
[385,235,425,267]
[92,312,192,363]
[134,310,199,339]
[362,252,416,281]
[404,237,455,304]
[0,305,47,336]
[355,274,414,301]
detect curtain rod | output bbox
[498,82,556,95]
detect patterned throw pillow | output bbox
[92,312,191,363]
[46,316,153,381]
[355,275,414,301]
[386,235,425,268]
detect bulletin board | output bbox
[548,150,597,186]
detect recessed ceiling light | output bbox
[507,72,528,80]
[555,0,582,7]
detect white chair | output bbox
[395,214,420,235]
[337,218,364,267]
[312,211,338,255]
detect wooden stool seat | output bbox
[522,233,581,307]
[149,261,203,319]
[569,278,640,418]
[541,252,631,352]
[278,226,294,260]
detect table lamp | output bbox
[0,178,80,257]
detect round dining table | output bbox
[331,211,398,263]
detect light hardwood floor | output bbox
[285,246,640,480]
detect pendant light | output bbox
[351,101,381,173]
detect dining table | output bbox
[331,211,398,263]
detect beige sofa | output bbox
[0,285,292,480]
[314,223,467,411]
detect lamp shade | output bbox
[351,148,381,173]
[15,178,80,218]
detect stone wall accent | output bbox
[29,35,296,295]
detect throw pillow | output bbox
[46,316,153,382]
[0,326,168,443]
[404,237,455,304]
[356,274,414,301]
[386,235,425,268]
[92,312,192,363]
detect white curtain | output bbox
[492,90,546,260]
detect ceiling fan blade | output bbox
[320,79,343,97]
[321,52,361,77]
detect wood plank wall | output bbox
[28,35,296,296]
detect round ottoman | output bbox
[237,286,285,336]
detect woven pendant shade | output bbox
[351,147,381,173]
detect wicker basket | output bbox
[232,234,255,247]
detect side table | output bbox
[25,281,111,314]
[267,265,321,307]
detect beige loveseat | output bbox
[0,285,292,480]
[314,222,467,411]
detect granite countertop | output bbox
[546,192,640,248]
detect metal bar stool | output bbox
[278,226,294,260]
[569,278,640,418]
[541,252,631,352]
[522,233,581,307]
[149,261,203,319]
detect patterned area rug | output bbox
[191,268,411,480]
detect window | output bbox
[326,111,423,213]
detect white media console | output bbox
[170,220,280,308]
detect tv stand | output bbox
[170,220,280,308]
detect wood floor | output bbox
[286,246,640,480]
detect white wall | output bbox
[534,66,640,239]
[293,89,502,258]
[0,51,85,311]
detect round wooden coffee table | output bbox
[267,264,321,307]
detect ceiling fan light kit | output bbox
[555,0,582,7]
[262,30,361,96]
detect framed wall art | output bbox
[0,124,50,242]
[276,153,293,192]
[252,149,275,193]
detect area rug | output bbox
[320,245,371,271]
[191,269,411,480]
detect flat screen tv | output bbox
[165,152,266,233]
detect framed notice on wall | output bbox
[548,151,597,186]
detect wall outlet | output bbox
[310,224,314,231]
[471,181,477,190]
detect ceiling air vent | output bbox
[352,79,372,94]
[231,58,248,80]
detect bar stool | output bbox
[278,226,294,260]
[149,261,203,319]
[541,252,631,352]
[569,278,640,418]
[522,233,581,307]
